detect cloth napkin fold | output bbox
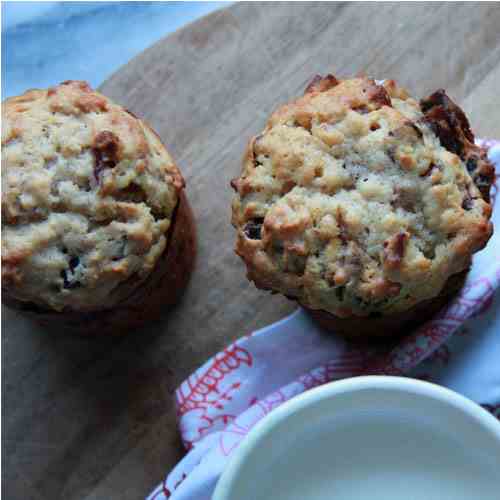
[148,140,500,500]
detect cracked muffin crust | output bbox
[231,75,494,321]
[2,81,190,320]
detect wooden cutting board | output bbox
[3,3,500,499]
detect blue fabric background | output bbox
[2,1,226,98]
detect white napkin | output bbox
[148,141,500,500]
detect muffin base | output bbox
[2,191,196,335]
[304,269,469,341]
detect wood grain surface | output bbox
[3,3,500,499]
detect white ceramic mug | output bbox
[214,376,500,500]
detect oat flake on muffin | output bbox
[231,75,494,318]
[2,80,184,312]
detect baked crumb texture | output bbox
[2,81,184,312]
[232,76,494,318]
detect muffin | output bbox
[2,80,196,334]
[231,75,494,338]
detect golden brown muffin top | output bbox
[231,75,494,317]
[2,81,184,312]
